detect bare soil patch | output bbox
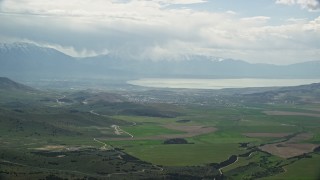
[259,133,319,158]
[34,145,66,151]
[264,111,320,118]
[33,145,93,152]
[260,143,318,159]
[287,133,313,143]
[243,133,291,138]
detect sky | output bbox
[0,0,319,64]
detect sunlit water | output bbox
[127,78,320,90]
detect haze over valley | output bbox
[1,42,320,81]
[1,0,320,179]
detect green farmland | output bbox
[1,78,320,179]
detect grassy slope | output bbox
[262,154,320,180]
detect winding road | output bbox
[1,108,161,178]
[93,138,113,150]
[56,95,66,105]
[90,110,134,138]
[88,109,165,176]
[111,125,134,138]
[219,156,239,174]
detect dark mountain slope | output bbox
[0,77,35,91]
[0,43,80,78]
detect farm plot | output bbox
[243,133,291,138]
[259,133,320,158]
[264,111,320,118]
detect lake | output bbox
[127,78,320,90]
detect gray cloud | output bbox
[276,0,320,11]
[305,0,320,10]
[0,0,320,64]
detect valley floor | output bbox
[1,80,320,179]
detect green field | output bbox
[122,124,184,137]
[124,143,243,166]
[1,78,320,179]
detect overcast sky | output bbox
[0,0,319,64]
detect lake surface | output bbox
[127,78,320,90]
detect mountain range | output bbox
[1,42,320,79]
[0,77,35,91]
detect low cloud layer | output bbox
[0,0,319,64]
